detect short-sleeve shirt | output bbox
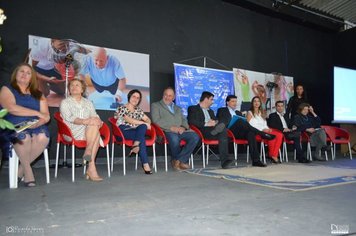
[80,54,125,87]
[60,96,98,140]
[115,105,144,127]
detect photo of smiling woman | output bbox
[114,89,153,174]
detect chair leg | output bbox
[348,142,353,160]
[55,142,60,178]
[9,148,19,189]
[307,143,312,161]
[164,143,168,172]
[111,143,115,172]
[153,144,157,173]
[44,148,50,184]
[106,146,111,177]
[202,143,206,168]
[330,142,334,160]
[234,143,237,166]
[246,146,249,163]
[206,145,209,165]
[325,151,328,161]
[190,154,194,169]
[72,145,75,182]
[122,145,126,176]
[283,142,288,162]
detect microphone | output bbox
[65,53,73,66]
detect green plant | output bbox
[0,108,15,130]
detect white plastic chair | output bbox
[9,147,50,189]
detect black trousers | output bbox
[230,120,260,162]
[284,131,304,160]
[199,126,230,163]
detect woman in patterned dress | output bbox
[115,89,152,174]
[60,79,104,181]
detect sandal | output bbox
[129,145,140,156]
[24,181,36,187]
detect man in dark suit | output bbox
[187,91,233,169]
[268,101,310,163]
[217,95,273,167]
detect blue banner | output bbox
[174,63,234,116]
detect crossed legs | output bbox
[15,133,49,184]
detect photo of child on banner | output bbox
[233,68,294,115]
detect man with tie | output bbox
[268,101,310,163]
[217,95,273,167]
[151,87,200,170]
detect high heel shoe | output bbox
[129,145,140,157]
[268,157,281,164]
[85,172,103,182]
[142,164,153,175]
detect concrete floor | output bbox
[1,155,356,236]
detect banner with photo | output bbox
[233,68,294,114]
[28,35,150,111]
[174,63,234,116]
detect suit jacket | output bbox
[151,100,189,131]
[268,112,292,132]
[187,104,217,129]
[216,107,243,127]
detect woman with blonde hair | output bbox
[60,78,104,181]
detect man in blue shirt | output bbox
[80,47,127,105]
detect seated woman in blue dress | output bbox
[0,63,50,187]
[115,89,152,174]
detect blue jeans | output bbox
[165,131,200,163]
[119,124,149,164]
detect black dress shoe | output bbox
[259,132,276,140]
[298,159,312,163]
[313,155,326,161]
[221,159,233,169]
[252,160,267,167]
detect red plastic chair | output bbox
[190,125,221,168]
[282,137,295,162]
[254,135,268,164]
[54,112,111,182]
[321,125,352,160]
[108,117,157,175]
[151,123,195,170]
[227,129,249,166]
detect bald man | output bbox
[80,47,127,103]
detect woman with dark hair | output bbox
[115,89,153,174]
[0,63,50,187]
[60,78,104,181]
[286,84,308,120]
[247,96,283,163]
[293,103,329,161]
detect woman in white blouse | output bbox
[247,96,283,163]
[60,79,103,181]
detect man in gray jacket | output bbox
[151,87,200,170]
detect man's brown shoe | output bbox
[179,162,190,170]
[171,160,181,170]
